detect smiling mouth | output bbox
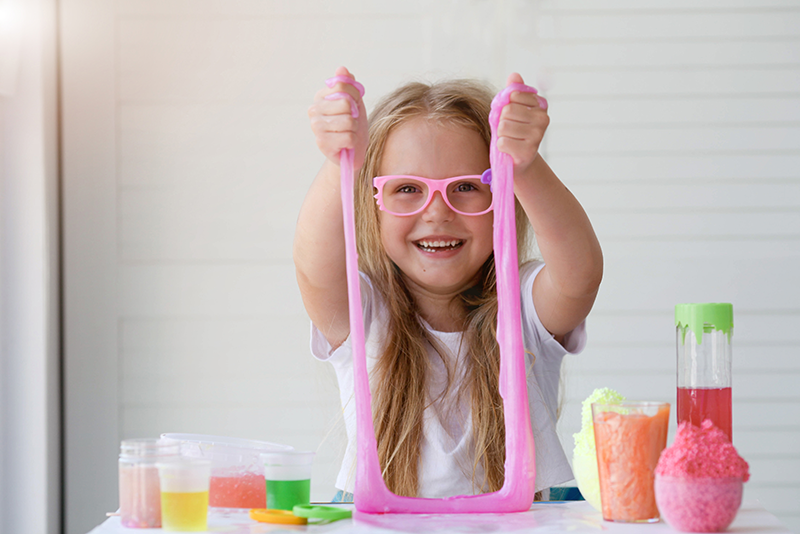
[416,239,464,253]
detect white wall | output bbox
[544,3,800,529]
[0,1,60,534]
[61,1,800,533]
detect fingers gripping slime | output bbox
[324,75,365,118]
[334,77,538,513]
[572,388,625,512]
[325,75,365,99]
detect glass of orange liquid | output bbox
[156,459,211,532]
[592,402,670,523]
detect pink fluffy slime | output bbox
[655,420,749,532]
[656,420,749,481]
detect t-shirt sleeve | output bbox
[520,261,587,358]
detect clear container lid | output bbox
[120,438,181,460]
[159,433,293,468]
[261,451,315,481]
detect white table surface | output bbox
[89,500,792,534]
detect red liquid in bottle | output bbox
[677,386,732,441]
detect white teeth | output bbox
[418,239,462,250]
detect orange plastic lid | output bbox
[249,508,308,525]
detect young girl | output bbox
[295,67,603,501]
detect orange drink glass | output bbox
[592,402,670,523]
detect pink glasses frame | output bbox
[373,174,493,216]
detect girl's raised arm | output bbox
[497,73,603,340]
[293,67,368,350]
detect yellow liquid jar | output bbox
[161,491,209,531]
[157,459,211,532]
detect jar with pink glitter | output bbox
[655,420,749,532]
[119,438,181,528]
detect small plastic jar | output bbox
[655,474,743,532]
[119,438,181,528]
[262,451,315,511]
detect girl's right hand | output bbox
[308,66,368,169]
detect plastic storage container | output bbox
[119,438,181,528]
[262,451,315,510]
[160,433,292,509]
[157,458,212,532]
[675,303,733,441]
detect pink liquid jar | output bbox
[119,439,180,528]
[675,303,733,441]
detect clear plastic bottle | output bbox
[119,438,180,528]
[675,303,733,441]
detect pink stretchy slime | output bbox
[655,420,749,532]
[332,76,539,513]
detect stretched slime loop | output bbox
[336,77,538,513]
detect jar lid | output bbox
[120,438,181,459]
[159,433,293,466]
[675,303,733,343]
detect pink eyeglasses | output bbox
[373,171,493,216]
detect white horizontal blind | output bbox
[63,1,799,532]
[537,1,800,531]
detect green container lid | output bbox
[675,303,733,344]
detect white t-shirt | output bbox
[310,261,586,498]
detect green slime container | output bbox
[262,451,314,511]
[266,479,311,510]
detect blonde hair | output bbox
[354,79,533,497]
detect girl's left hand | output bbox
[496,72,549,176]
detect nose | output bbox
[421,191,454,222]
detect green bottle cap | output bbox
[675,303,733,345]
